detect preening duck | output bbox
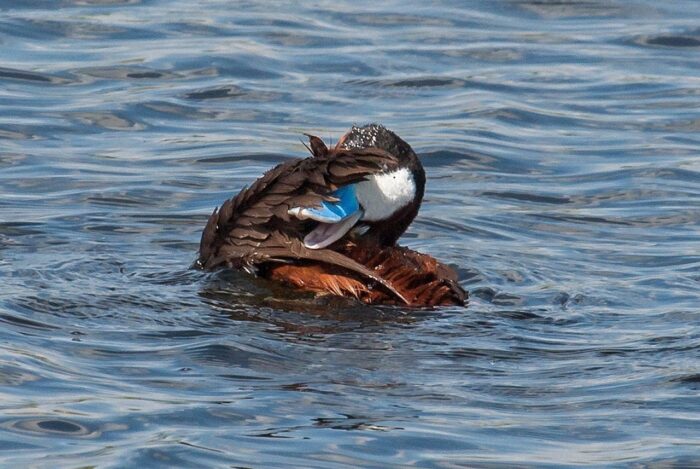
[198,124,466,307]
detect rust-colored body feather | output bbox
[267,242,465,306]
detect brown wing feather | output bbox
[198,144,404,300]
[201,148,397,248]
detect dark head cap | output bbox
[340,123,417,163]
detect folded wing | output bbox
[198,142,406,302]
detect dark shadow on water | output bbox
[634,34,700,48]
[197,269,440,334]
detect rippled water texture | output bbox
[1,1,700,466]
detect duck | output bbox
[197,124,466,307]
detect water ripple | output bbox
[0,0,699,467]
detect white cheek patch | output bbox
[356,167,416,221]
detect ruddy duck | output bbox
[198,124,466,307]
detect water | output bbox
[1,0,699,466]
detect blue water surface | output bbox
[1,0,699,467]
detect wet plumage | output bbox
[198,124,466,307]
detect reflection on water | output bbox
[1,0,699,466]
